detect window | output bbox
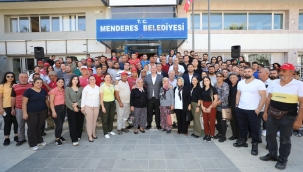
[246,54,271,67]
[8,14,85,33]
[77,16,86,31]
[224,13,247,30]
[202,13,222,30]
[51,17,60,31]
[10,18,18,32]
[274,13,283,29]
[249,13,271,30]
[40,16,50,32]
[299,13,303,30]
[190,14,200,29]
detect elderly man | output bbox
[168,58,185,74]
[168,70,177,87]
[260,63,303,170]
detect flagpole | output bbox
[207,0,211,58]
[191,0,194,51]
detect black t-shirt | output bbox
[200,87,218,102]
[47,59,55,66]
[191,85,202,103]
[23,88,48,112]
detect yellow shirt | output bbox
[99,83,115,102]
[0,84,12,108]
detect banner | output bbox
[96,18,188,40]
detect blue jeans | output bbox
[236,108,259,143]
[266,115,296,161]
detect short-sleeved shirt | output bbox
[115,81,130,103]
[237,79,266,110]
[93,74,104,87]
[200,87,218,102]
[268,79,303,116]
[23,88,48,112]
[100,83,115,102]
[48,87,65,106]
[0,84,12,108]
[79,76,89,88]
[11,83,32,109]
[127,77,137,91]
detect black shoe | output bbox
[166,130,171,134]
[191,133,195,137]
[14,136,19,142]
[92,135,98,139]
[3,138,10,146]
[16,140,27,146]
[134,130,138,134]
[162,129,167,132]
[228,135,238,140]
[218,137,226,142]
[203,135,208,141]
[251,142,258,156]
[157,126,162,130]
[41,132,46,136]
[275,159,287,170]
[233,138,248,147]
[235,137,242,144]
[139,129,145,133]
[214,134,221,139]
[60,136,66,142]
[193,134,199,138]
[259,154,278,161]
[145,126,151,130]
[55,139,62,146]
[207,135,213,142]
[127,125,133,129]
[88,137,94,142]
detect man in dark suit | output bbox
[156,63,168,78]
[182,64,200,87]
[144,65,163,130]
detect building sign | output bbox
[109,0,177,6]
[96,18,187,40]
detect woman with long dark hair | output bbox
[0,72,17,146]
[65,76,84,146]
[190,76,202,138]
[174,77,191,135]
[22,78,49,150]
[200,76,218,142]
[49,78,66,146]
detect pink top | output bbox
[79,76,89,88]
[48,87,65,106]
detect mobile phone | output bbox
[3,112,6,117]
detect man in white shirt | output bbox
[115,72,131,135]
[116,62,131,81]
[234,67,266,157]
[168,58,185,74]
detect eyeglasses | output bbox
[6,75,14,78]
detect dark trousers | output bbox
[67,108,84,142]
[27,109,47,147]
[230,108,239,137]
[216,110,227,137]
[3,107,18,136]
[266,115,296,161]
[101,101,115,135]
[147,98,160,127]
[236,108,259,143]
[258,112,264,142]
[175,109,188,134]
[52,105,66,138]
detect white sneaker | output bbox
[277,131,280,137]
[38,142,47,146]
[31,146,39,151]
[73,142,79,146]
[109,131,115,136]
[105,134,110,139]
[262,130,266,137]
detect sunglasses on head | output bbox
[6,75,14,78]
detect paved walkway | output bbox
[0,122,303,172]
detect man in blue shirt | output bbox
[141,54,149,68]
[252,61,259,79]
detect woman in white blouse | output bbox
[81,75,100,142]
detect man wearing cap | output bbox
[115,72,131,135]
[40,62,50,76]
[37,61,44,71]
[86,58,96,74]
[260,63,303,170]
[79,66,89,88]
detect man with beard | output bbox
[228,73,240,141]
[208,66,217,86]
[63,65,75,88]
[116,62,131,81]
[260,63,303,170]
[269,69,279,80]
[233,67,266,157]
[108,62,120,82]
[182,64,200,87]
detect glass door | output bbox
[12,57,35,82]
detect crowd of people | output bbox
[0,51,302,170]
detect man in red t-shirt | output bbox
[127,68,138,90]
[11,73,32,146]
[44,71,57,92]
[128,53,140,69]
[93,66,104,86]
[161,56,170,74]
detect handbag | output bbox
[170,112,177,124]
[127,112,135,126]
[222,108,232,120]
[186,110,193,121]
[167,114,172,125]
[268,106,288,119]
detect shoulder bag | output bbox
[268,105,289,119]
